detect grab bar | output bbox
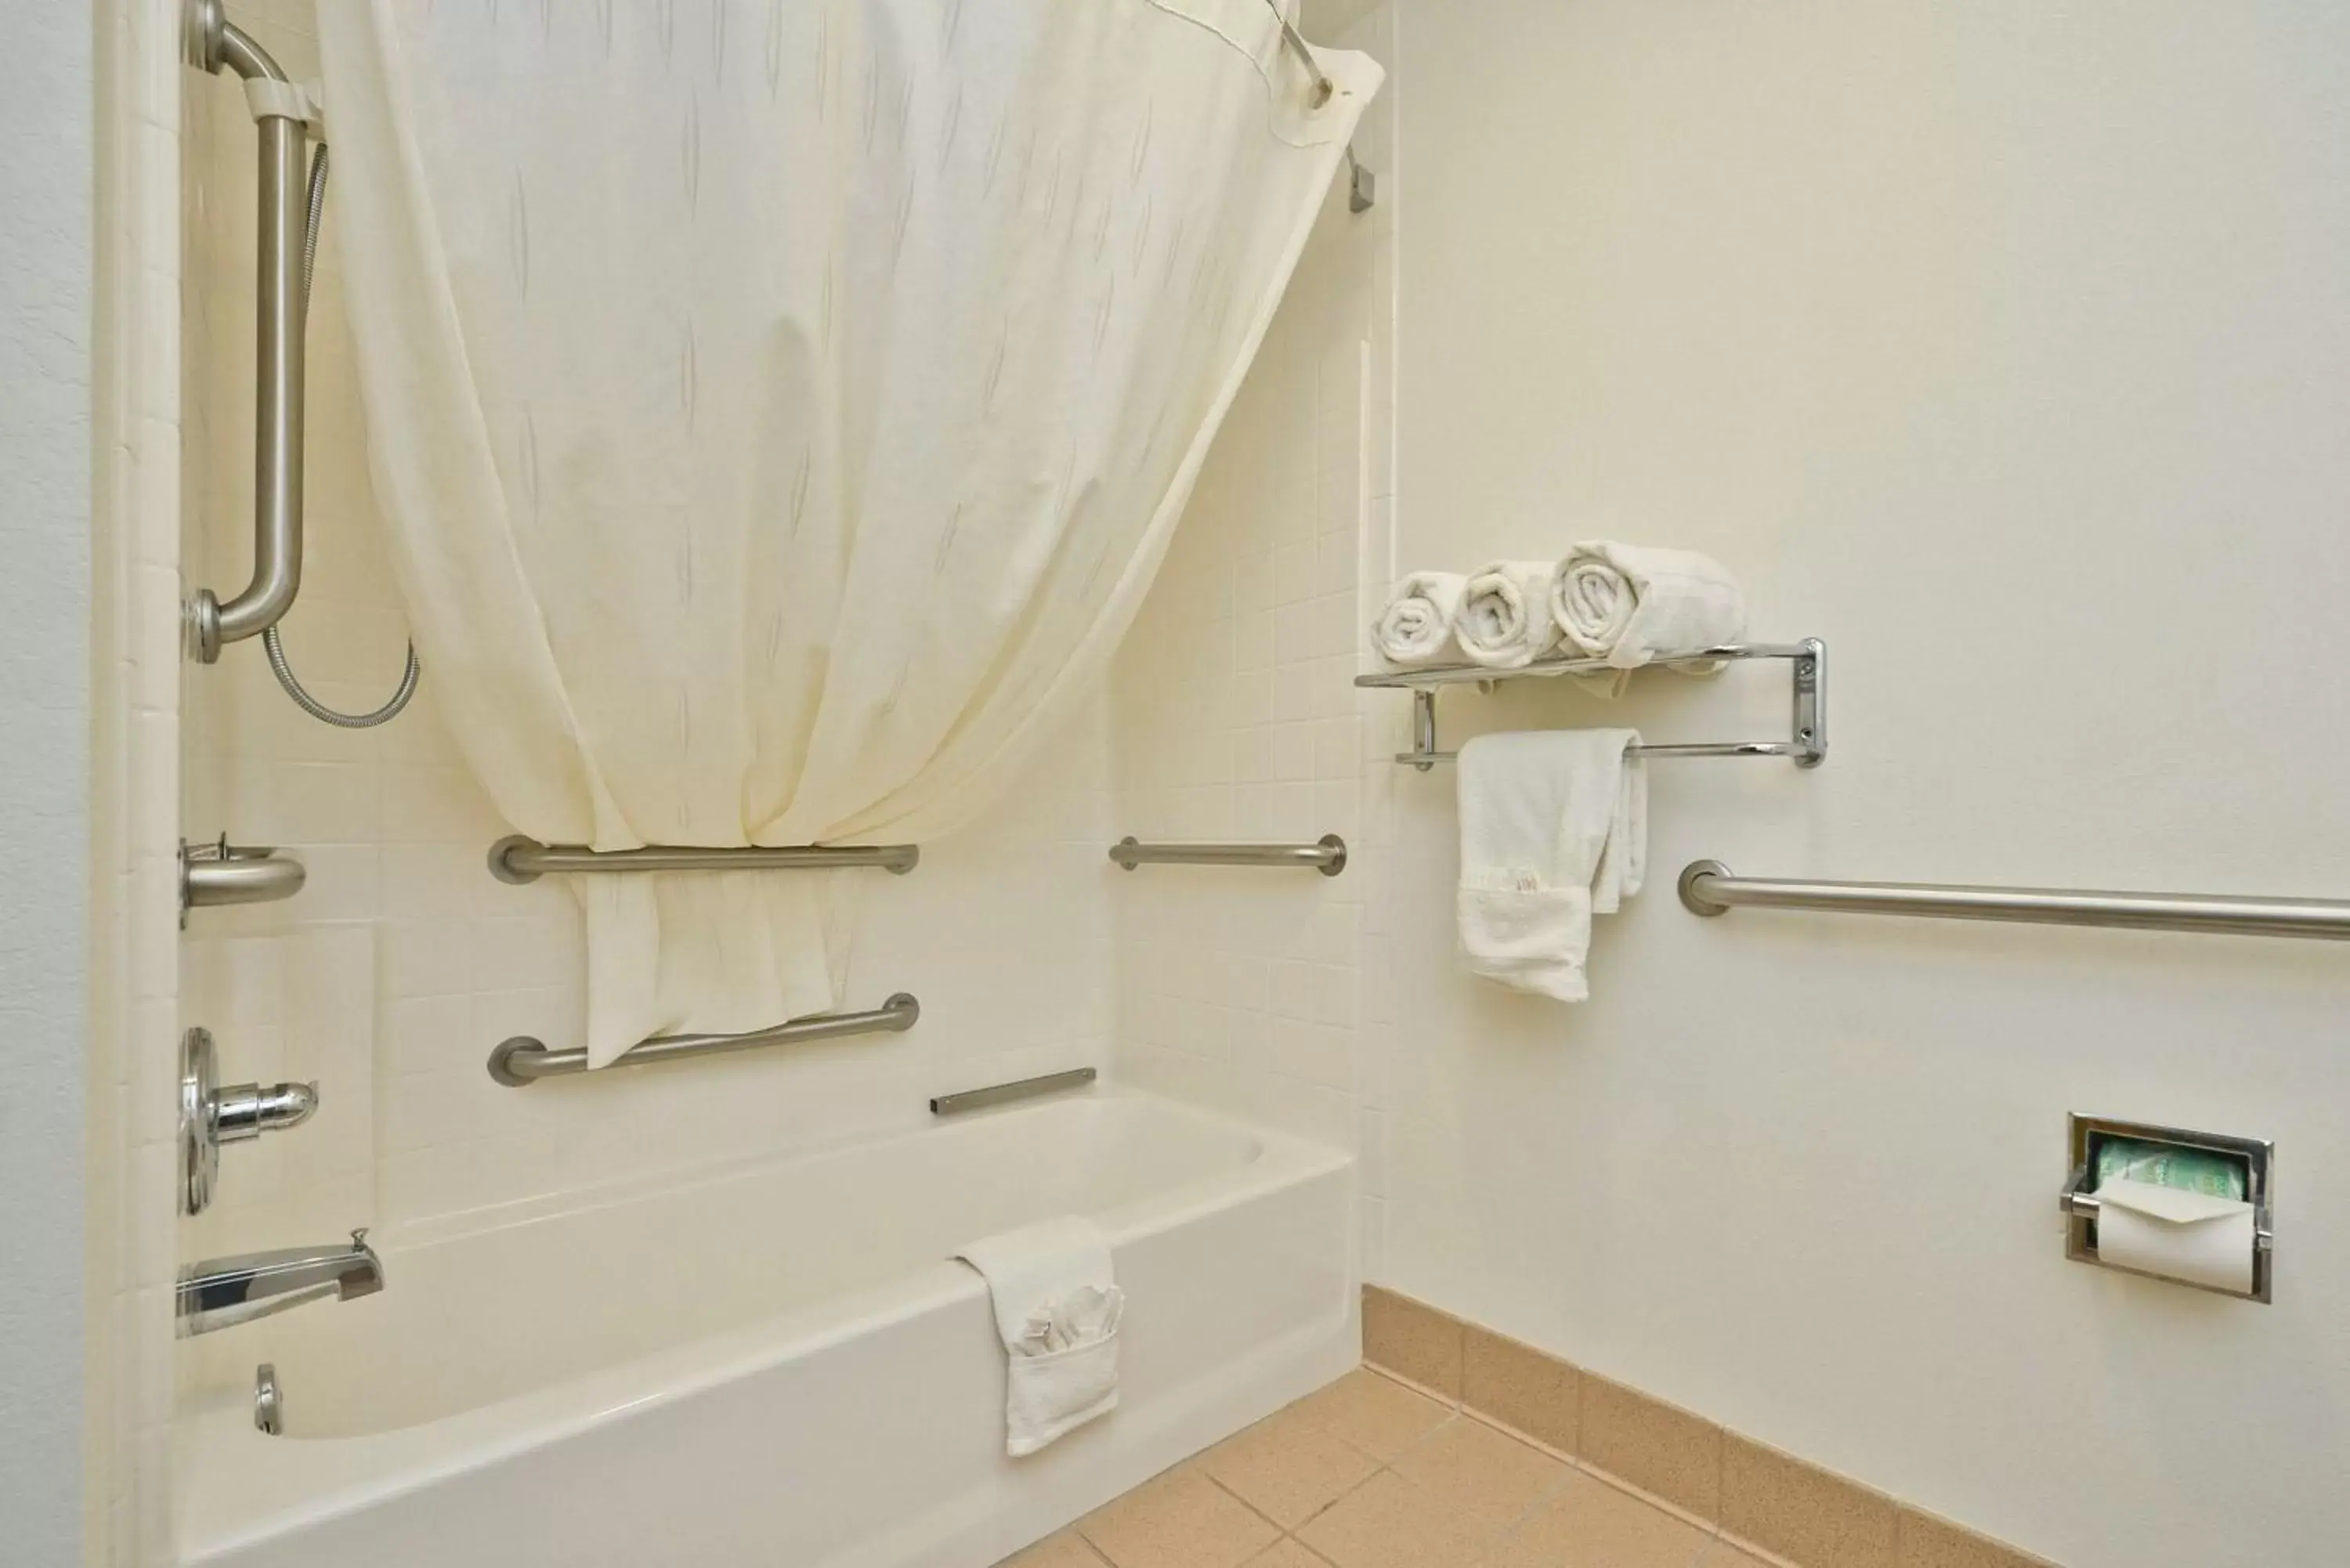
[930,1068,1099,1117]
[488,835,918,883]
[179,837,306,920]
[1679,860,2350,941]
[1109,836,1347,876]
[186,3,310,662]
[487,993,920,1086]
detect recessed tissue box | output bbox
[2060,1114,2273,1304]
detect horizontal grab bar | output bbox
[1679,860,2350,942]
[488,835,917,883]
[487,993,920,1086]
[1109,835,1347,876]
[930,1067,1099,1117]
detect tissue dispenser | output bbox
[2060,1114,2273,1304]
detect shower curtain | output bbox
[317,0,1377,1063]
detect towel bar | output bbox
[1109,836,1347,875]
[489,835,917,883]
[487,993,920,1085]
[1679,862,2350,941]
[1357,641,1824,771]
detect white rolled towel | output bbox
[1371,572,1468,666]
[1549,541,1748,670]
[1453,560,1563,669]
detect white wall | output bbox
[1385,5,2350,1565]
[1112,2,1396,1249]
[1,2,91,1562]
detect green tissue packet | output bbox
[2093,1136,2247,1201]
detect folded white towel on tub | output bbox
[1371,571,1469,666]
[1548,542,1747,687]
[1453,560,1563,669]
[955,1216,1125,1457]
[1457,730,1647,1001]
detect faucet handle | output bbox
[351,1227,369,1248]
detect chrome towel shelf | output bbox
[1679,861,2350,941]
[1356,640,1825,771]
[1110,836,1347,876]
[488,835,917,883]
[487,993,920,1086]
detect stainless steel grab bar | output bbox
[487,994,920,1085]
[1679,860,2350,941]
[930,1068,1098,1117]
[186,4,309,662]
[1109,836,1347,876]
[488,835,918,883]
[179,837,306,919]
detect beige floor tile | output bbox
[1363,1287,1466,1398]
[1000,1533,1112,1568]
[1462,1326,1582,1457]
[1296,1469,1494,1568]
[1579,1375,1724,1523]
[1693,1545,1773,1568]
[1289,1368,1454,1461]
[1247,1542,1336,1567]
[1388,1414,1571,1532]
[1508,1473,1712,1568]
[1077,1463,1280,1568]
[1720,1436,1896,1568]
[1199,1405,1382,1530]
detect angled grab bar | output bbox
[487,835,919,883]
[1109,836,1347,876]
[1679,861,2350,941]
[186,2,311,662]
[487,993,920,1086]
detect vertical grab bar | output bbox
[186,2,309,663]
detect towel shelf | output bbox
[1356,640,1825,771]
[488,835,917,883]
[1109,836,1347,876]
[487,993,920,1086]
[1679,861,2350,941]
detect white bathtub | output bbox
[175,1089,1357,1568]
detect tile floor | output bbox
[1000,1367,1770,1568]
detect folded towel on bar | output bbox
[1371,571,1469,666]
[1456,730,1647,1001]
[1453,560,1564,669]
[1548,542,1747,694]
[955,1216,1126,1457]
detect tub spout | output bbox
[178,1229,384,1338]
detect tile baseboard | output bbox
[1359,1286,2059,1568]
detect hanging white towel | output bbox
[1548,543,1748,686]
[1455,731,1647,1001]
[1371,572,1469,667]
[1453,561,1563,669]
[956,1217,1126,1458]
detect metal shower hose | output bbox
[261,141,421,728]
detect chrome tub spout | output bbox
[178,1230,384,1338]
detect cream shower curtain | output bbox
[317,0,1376,1063]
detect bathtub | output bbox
[175,1089,1356,1568]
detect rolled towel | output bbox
[1549,541,1748,670]
[1453,560,1563,669]
[1371,571,1468,666]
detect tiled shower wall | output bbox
[1109,4,1398,1269]
[92,0,187,1560]
[178,4,1115,1256]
